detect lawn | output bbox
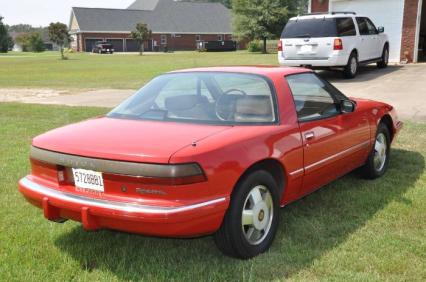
[0,103,425,281]
[0,51,278,89]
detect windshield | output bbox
[281,18,337,38]
[108,72,277,125]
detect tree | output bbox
[48,22,70,59]
[131,23,152,55]
[0,16,12,53]
[15,32,45,52]
[232,0,300,53]
[28,33,45,52]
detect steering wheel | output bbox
[215,89,247,121]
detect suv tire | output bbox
[377,45,389,69]
[343,52,358,79]
[214,170,280,259]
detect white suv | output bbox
[278,12,389,78]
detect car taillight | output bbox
[278,40,283,52]
[334,38,343,50]
[103,163,207,186]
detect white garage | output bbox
[310,0,426,63]
[330,0,404,62]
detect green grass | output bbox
[0,51,278,89]
[0,103,425,281]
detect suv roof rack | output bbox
[331,11,356,15]
[300,11,356,16]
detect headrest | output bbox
[165,95,208,111]
[235,95,273,116]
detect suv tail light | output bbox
[334,38,343,50]
[278,40,283,52]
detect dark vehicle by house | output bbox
[198,40,237,52]
[92,42,115,54]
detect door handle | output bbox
[305,132,315,140]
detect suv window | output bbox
[281,18,337,38]
[356,17,377,35]
[336,17,356,36]
[365,18,378,34]
[286,73,344,121]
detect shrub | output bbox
[248,41,261,52]
[15,32,45,52]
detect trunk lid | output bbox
[32,117,231,163]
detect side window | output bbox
[365,18,378,35]
[336,17,356,36]
[356,18,369,36]
[286,73,340,122]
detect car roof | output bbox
[170,66,311,77]
[289,13,366,21]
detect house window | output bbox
[218,35,223,41]
[196,35,201,41]
[161,35,167,45]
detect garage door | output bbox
[125,39,140,52]
[106,39,124,52]
[331,0,404,62]
[85,39,103,52]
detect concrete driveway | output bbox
[322,63,426,122]
[0,63,425,122]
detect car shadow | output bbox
[54,149,424,281]
[317,65,403,83]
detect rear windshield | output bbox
[281,17,356,38]
[108,72,277,125]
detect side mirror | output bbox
[378,26,385,33]
[340,100,356,113]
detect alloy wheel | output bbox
[350,57,357,75]
[374,133,387,172]
[241,185,274,245]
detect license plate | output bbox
[300,45,312,53]
[72,168,104,192]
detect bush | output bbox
[15,32,45,52]
[29,33,45,52]
[247,40,261,52]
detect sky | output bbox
[1,0,135,27]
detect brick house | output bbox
[309,0,426,63]
[69,0,233,52]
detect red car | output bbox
[19,66,402,258]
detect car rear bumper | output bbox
[19,176,229,237]
[278,52,348,67]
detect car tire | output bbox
[343,52,358,79]
[361,122,391,179]
[214,170,280,259]
[377,46,389,69]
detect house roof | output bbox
[127,0,160,11]
[71,0,232,34]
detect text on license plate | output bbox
[72,168,104,192]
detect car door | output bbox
[285,73,370,196]
[364,17,382,58]
[356,17,375,61]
